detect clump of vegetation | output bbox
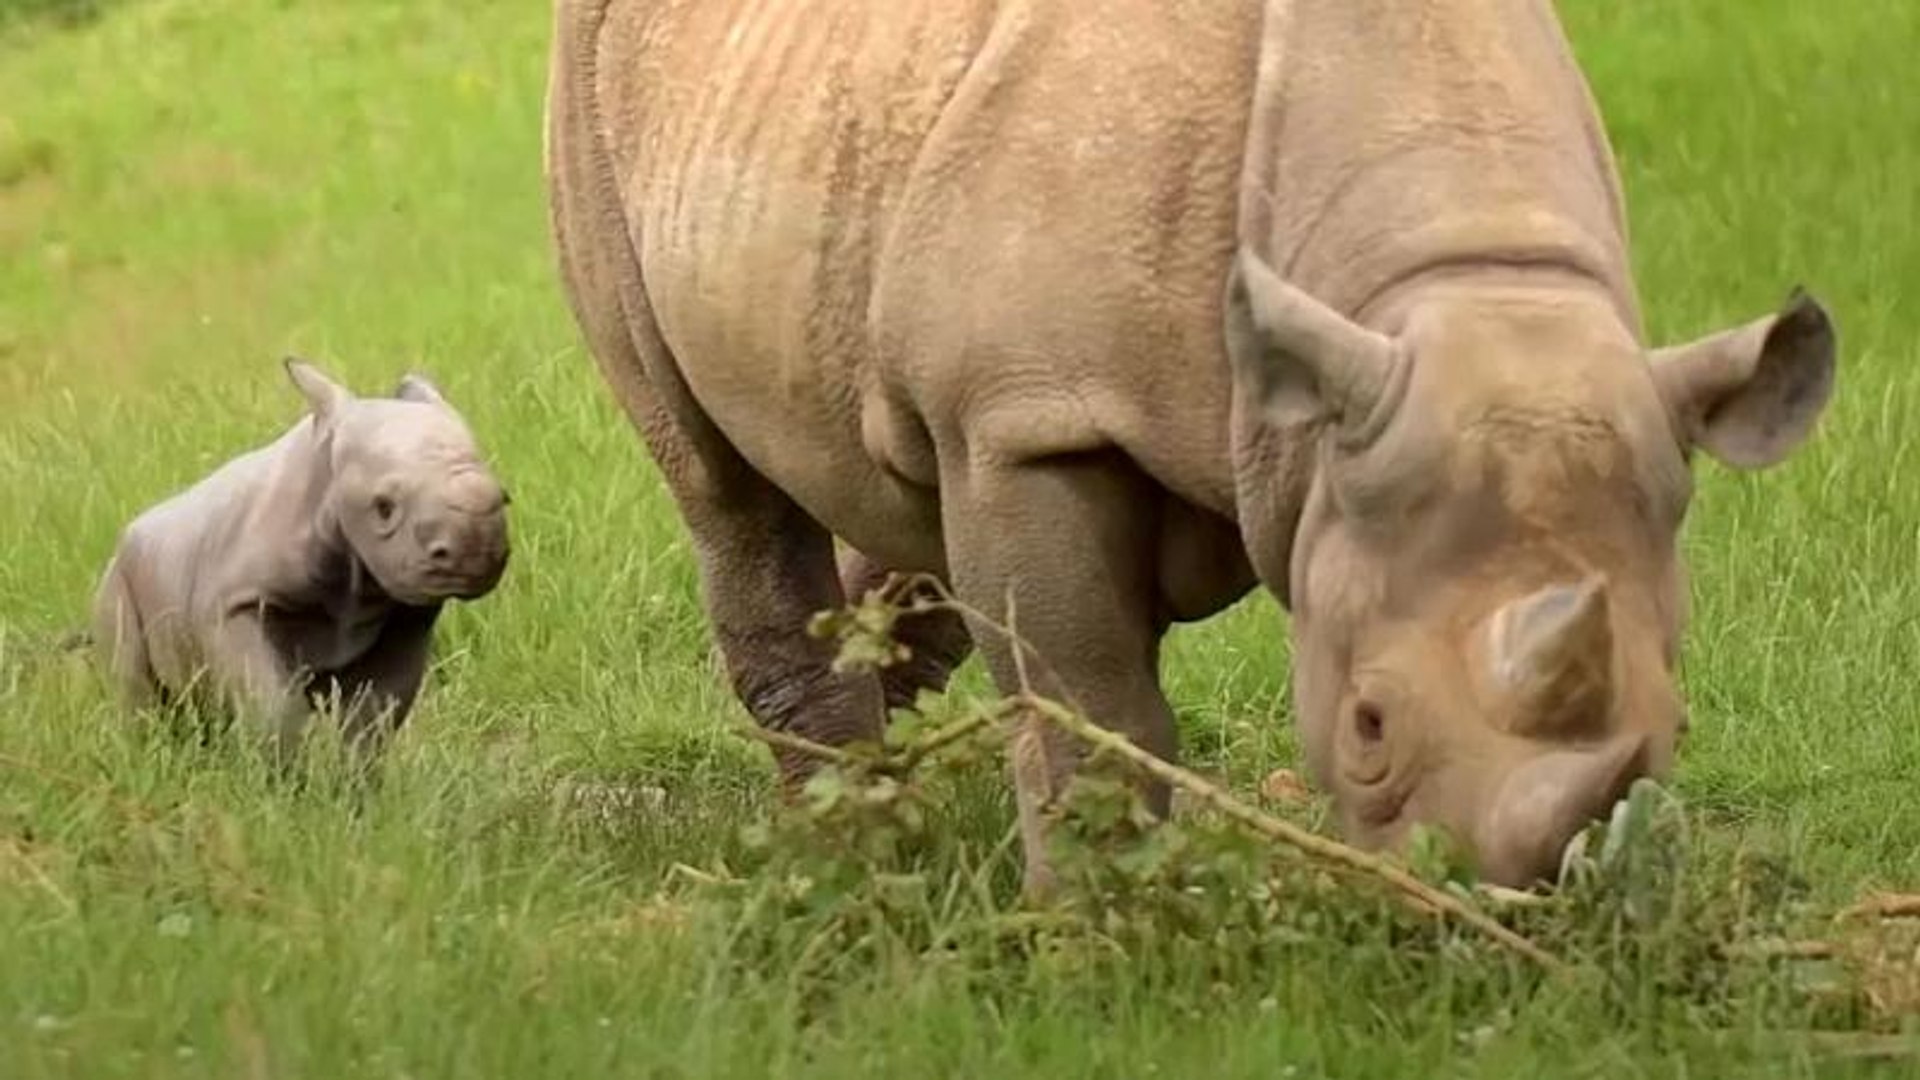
[672,582,1920,1050]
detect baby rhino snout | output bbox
[419,472,509,599]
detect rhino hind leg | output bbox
[837,548,975,713]
[686,486,892,786]
[604,396,892,786]
[545,42,887,789]
[940,452,1179,897]
[90,558,159,711]
[599,358,890,785]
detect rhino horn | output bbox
[1475,731,1650,887]
[1491,575,1614,731]
[1225,246,1400,435]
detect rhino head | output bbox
[285,358,511,607]
[1225,248,1834,887]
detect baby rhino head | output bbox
[286,357,510,606]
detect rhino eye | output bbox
[372,495,397,522]
[1340,698,1392,789]
[1354,702,1385,744]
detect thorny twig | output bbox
[774,573,1567,973]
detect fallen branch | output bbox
[1839,892,1920,922]
[1704,1030,1920,1061]
[1016,693,1566,973]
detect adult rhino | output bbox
[543,0,1835,889]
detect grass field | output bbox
[3,1,1918,1076]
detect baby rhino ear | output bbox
[284,356,353,424]
[394,373,448,406]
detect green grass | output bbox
[2,0,1916,1076]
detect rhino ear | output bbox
[1651,289,1836,469]
[283,356,352,425]
[394,373,448,406]
[1224,246,1401,438]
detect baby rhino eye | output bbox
[372,495,397,522]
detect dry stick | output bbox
[1475,884,1555,910]
[1015,693,1566,972]
[1726,938,1838,962]
[736,726,862,771]
[1704,1030,1920,1062]
[1839,892,1920,922]
[1803,1033,1920,1062]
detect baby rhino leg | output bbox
[326,606,440,773]
[204,612,315,769]
[90,557,158,710]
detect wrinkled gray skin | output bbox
[91,359,510,764]
[544,0,1837,890]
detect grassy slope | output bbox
[0,0,1914,1076]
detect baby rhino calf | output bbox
[91,358,510,764]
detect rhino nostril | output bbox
[427,542,453,566]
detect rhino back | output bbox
[110,429,308,683]
[584,0,1639,550]
[591,0,1263,545]
[1237,0,1637,329]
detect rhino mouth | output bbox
[432,564,506,601]
[417,548,509,602]
[345,551,503,607]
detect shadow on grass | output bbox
[0,0,128,33]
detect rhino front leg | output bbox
[837,548,974,713]
[206,612,313,767]
[940,452,1176,898]
[325,605,440,773]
